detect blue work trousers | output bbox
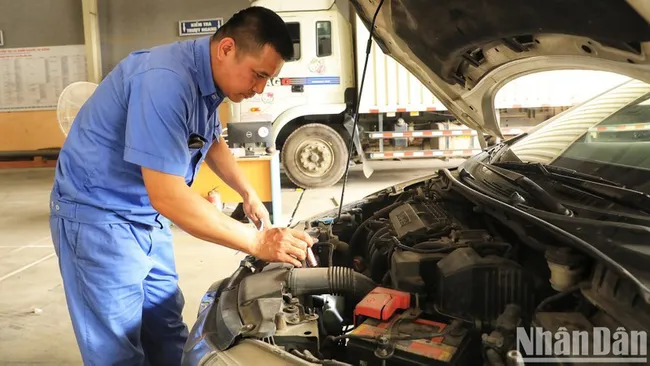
[49,213,188,365]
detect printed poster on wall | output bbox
[0,44,87,112]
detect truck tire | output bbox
[281,123,348,189]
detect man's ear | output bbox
[216,37,236,60]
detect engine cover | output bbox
[389,201,451,240]
[435,247,540,323]
[391,250,446,294]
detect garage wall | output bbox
[0,0,84,48]
[0,0,352,152]
[98,0,350,75]
[0,0,84,151]
[97,0,248,76]
[0,0,246,152]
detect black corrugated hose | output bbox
[285,266,376,299]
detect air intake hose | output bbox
[286,267,376,299]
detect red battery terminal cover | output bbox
[353,287,411,325]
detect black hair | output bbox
[213,6,293,61]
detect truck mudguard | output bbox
[271,103,348,140]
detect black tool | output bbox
[188,134,206,149]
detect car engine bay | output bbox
[184,170,650,366]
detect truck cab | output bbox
[228,0,357,189]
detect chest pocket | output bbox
[186,133,211,186]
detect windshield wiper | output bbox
[492,161,650,213]
[494,161,621,186]
[475,161,572,216]
[486,133,529,163]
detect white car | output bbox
[182,1,650,365]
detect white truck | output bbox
[228,0,629,189]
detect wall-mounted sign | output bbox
[178,18,222,37]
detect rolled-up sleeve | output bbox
[123,69,191,176]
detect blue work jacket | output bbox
[50,36,224,227]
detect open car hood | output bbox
[349,0,650,137]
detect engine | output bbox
[325,190,545,325]
[198,177,650,366]
[240,184,548,365]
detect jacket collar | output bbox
[194,36,225,100]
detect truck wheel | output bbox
[281,123,348,189]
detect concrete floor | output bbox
[0,159,461,365]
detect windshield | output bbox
[499,78,650,194]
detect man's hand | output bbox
[243,193,271,229]
[251,227,315,267]
[142,167,314,268]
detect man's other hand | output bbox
[252,228,315,267]
[243,193,271,229]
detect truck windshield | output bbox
[500,78,650,194]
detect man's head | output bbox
[210,6,293,102]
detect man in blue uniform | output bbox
[49,6,314,365]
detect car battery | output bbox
[346,317,475,365]
[347,287,476,365]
